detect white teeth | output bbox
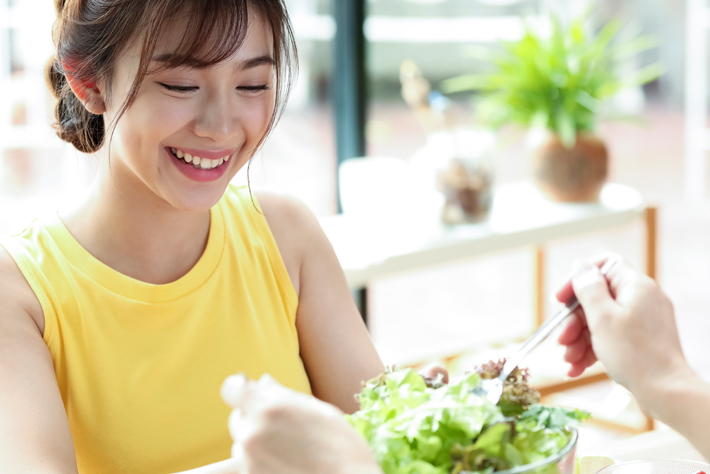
[172,148,228,169]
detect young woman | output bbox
[0,1,384,473]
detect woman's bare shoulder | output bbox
[254,191,325,248]
[255,190,317,223]
[0,246,44,334]
[254,191,327,296]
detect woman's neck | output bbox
[60,161,212,285]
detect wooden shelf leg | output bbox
[645,206,658,280]
[643,206,658,431]
[534,246,546,328]
[644,206,658,431]
[643,412,655,432]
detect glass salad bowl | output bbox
[461,428,578,474]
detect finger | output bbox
[221,373,251,409]
[418,363,449,384]
[567,363,587,378]
[556,279,576,305]
[228,409,250,443]
[224,373,302,412]
[555,257,599,304]
[201,458,243,474]
[571,261,619,328]
[557,314,585,346]
[563,332,591,364]
[555,254,619,303]
[255,374,343,418]
[222,373,298,413]
[227,408,255,473]
[231,441,245,469]
[591,252,622,267]
[567,346,598,377]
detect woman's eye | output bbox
[238,85,269,94]
[158,83,198,93]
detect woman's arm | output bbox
[0,250,79,474]
[557,257,710,458]
[644,370,710,458]
[258,193,385,414]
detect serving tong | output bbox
[472,258,619,405]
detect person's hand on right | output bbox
[555,256,692,415]
[555,255,710,458]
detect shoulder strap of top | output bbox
[219,184,298,318]
[0,219,63,345]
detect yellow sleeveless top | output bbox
[1,185,311,474]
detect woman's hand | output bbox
[220,374,382,474]
[215,366,446,474]
[555,255,710,458]
[556,255,691,411]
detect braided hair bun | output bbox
[45,56,104,153]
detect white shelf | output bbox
[580,429,707,462]
[320,181,646,289]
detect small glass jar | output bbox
[436,128,495,225]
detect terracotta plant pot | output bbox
[532,132,608,202]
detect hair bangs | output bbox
[149,0,252,71]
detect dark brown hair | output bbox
[46,0,297,154]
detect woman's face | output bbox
[102,12,275,212]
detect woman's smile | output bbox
[165,146,233,182]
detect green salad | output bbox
[346,361,588,474]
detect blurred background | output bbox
[0,0,705,451]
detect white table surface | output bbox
[320,181,647,288]
[580,429,706,462]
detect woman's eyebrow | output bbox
[149,53,275,70]
[239,55,275,70]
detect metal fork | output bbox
[472,258,618,405]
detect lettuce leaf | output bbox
[347,369,586,474]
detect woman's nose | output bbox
[193,92,241,142]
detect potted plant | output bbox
[441,14,663,202]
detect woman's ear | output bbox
[62,60,106,115]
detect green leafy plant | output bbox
[440,14,664,148]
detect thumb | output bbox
[256,374,343,418]
[571,260,618,327]
[221,373,252,409]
